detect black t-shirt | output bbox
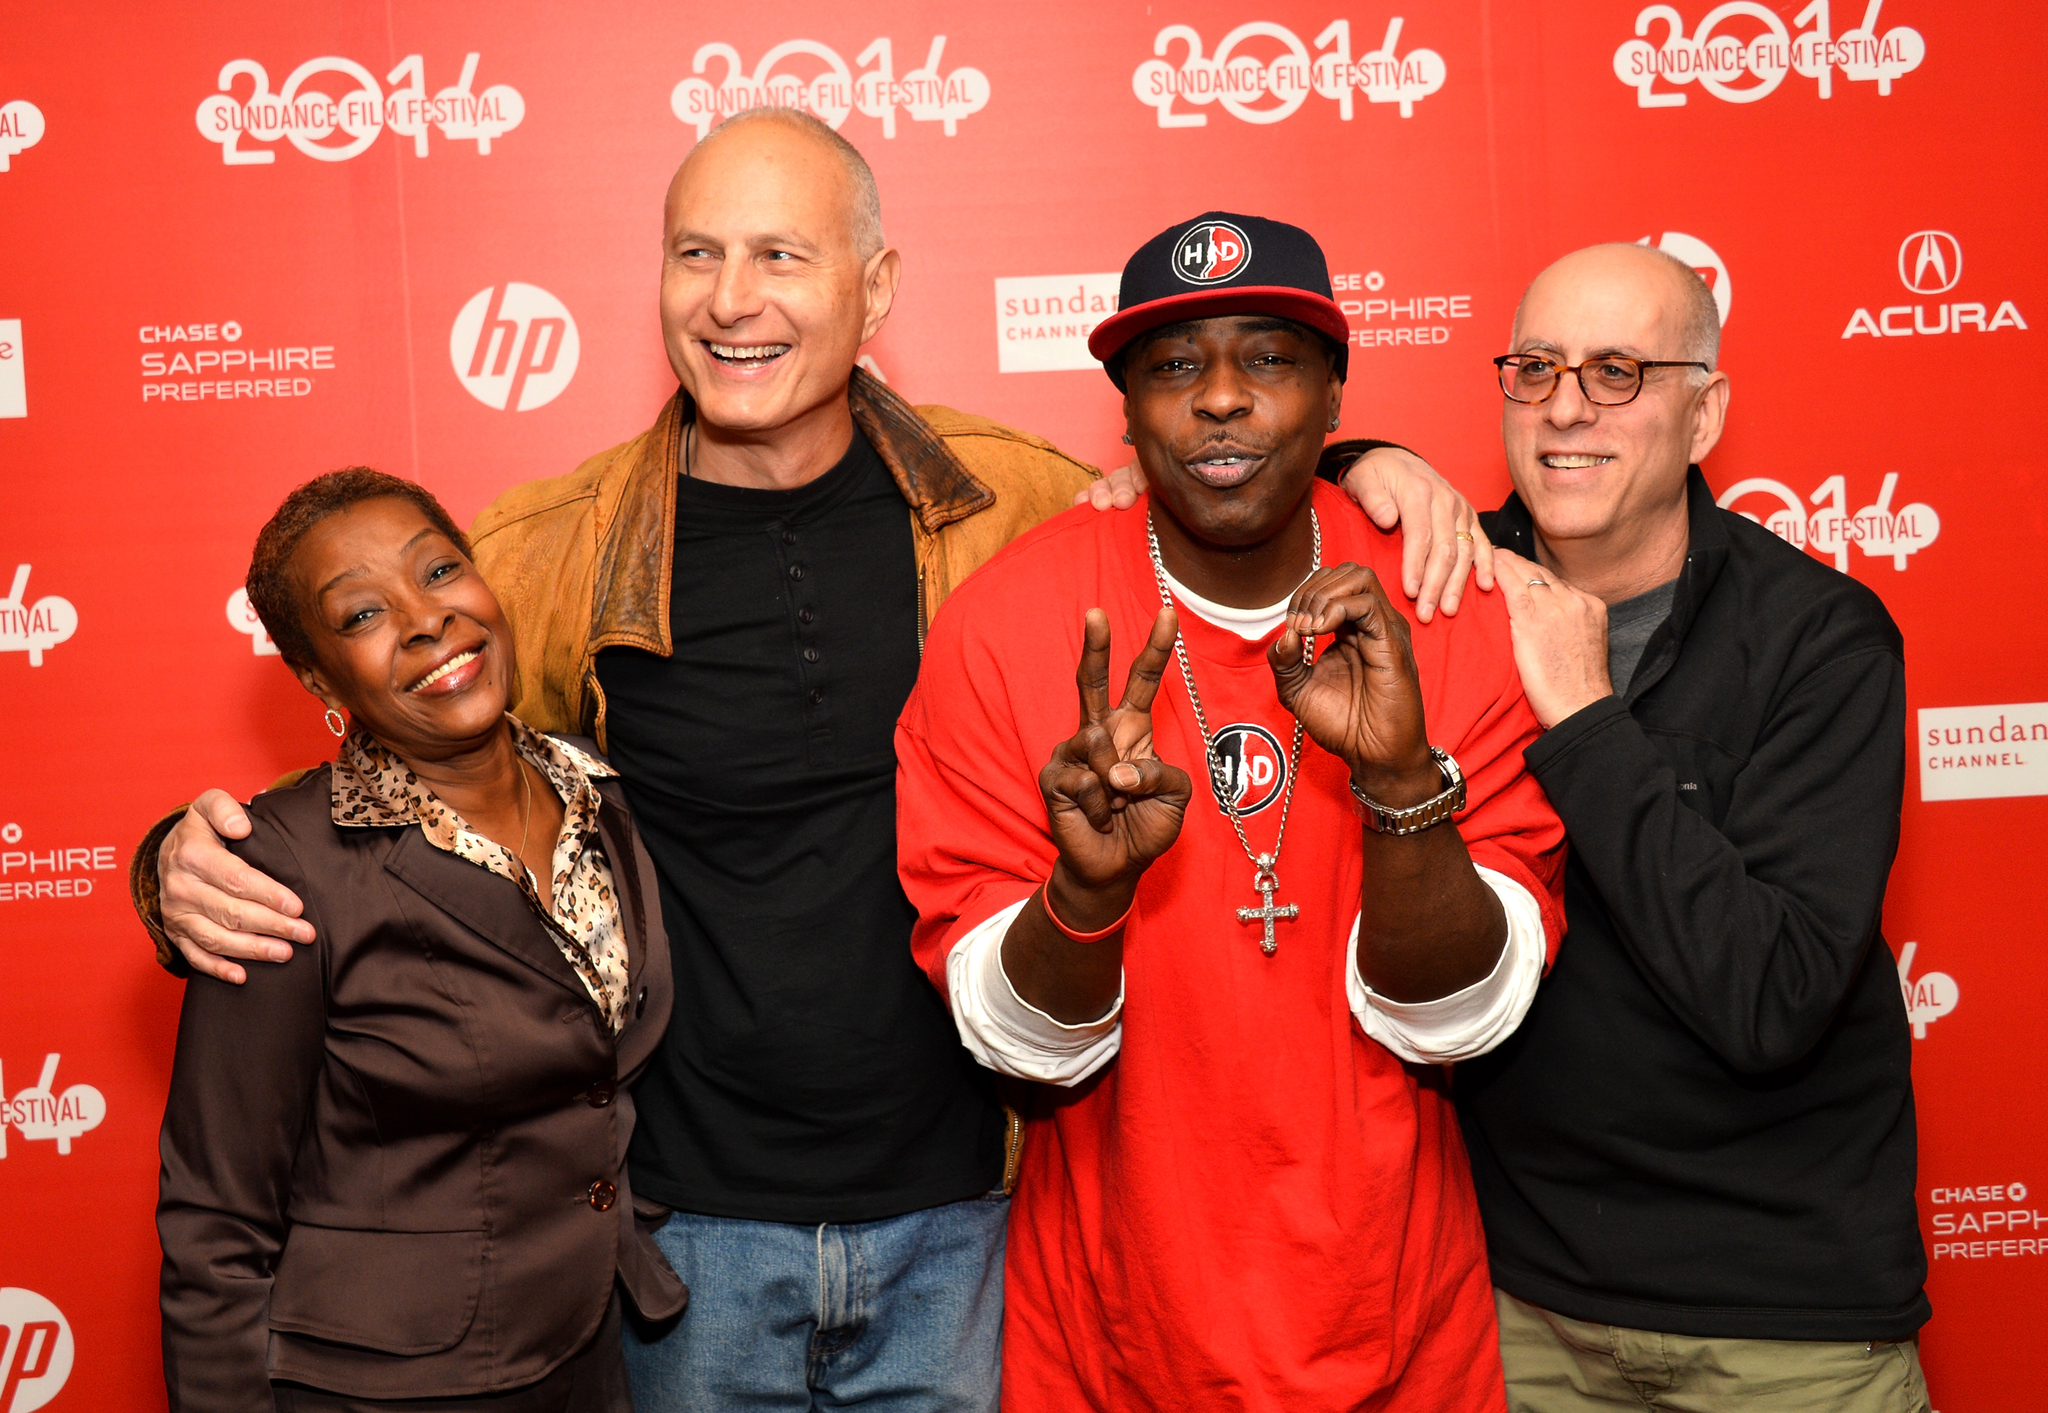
[598,427,1004,1224]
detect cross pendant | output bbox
[1235,855,1298,957]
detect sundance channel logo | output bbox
[0,319,22,418]
[1614,0,1923,108]
[1919,701,2048,802]
[1133,17,1443,128]
[671,37,988,141]
[197,53,521,164]
[994,274,1120,373]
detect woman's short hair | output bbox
[247,468,471,669]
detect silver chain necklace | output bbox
[1145,509,1319,956]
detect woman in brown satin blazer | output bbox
[158,472,684,1412]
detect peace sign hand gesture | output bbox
[1040,607,1194,898]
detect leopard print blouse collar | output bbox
[329,718,631,1032]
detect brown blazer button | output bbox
[588,1179,617,1211]
[586,1081,616,1107]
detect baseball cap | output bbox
[1087,211,1351,386]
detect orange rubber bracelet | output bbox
[1041,884,1133,943]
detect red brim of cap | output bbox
[1086,286,1352,367]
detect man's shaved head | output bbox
[1499,241,1732,590]
[657,102,903,461]
[680,107,884,259]
[1514,243,1720,374]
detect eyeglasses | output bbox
[1493,354,1710,407]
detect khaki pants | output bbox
[1494,1289,1931,1413]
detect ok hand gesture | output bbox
[1268,564,1435,797]
[1040,607,1193,893]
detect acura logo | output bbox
[1898,231,1961,296]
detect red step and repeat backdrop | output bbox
[2,1,2043,1407]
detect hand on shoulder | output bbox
[158,788,313,985]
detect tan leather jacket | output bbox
[473,368,1097,750]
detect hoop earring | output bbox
[1121,433,1134,445]
[324,709,346,738]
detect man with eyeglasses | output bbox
[1330,242,1928,1410]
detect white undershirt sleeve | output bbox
[946,898,1123,1086]
[1348,866,1548,1064]
[946,870,1540,1077]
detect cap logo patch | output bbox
[1172,221,1252,285]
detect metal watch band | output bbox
[1350,747,1466,835]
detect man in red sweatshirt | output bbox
[896,213,1567,1411]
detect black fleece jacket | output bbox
[1456,468,1929,1342]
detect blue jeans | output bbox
[621,1192,1007,1412]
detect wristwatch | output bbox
[1350,747,1466,835]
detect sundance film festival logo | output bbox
[0,1055,104,1156]
[0,1290,72,1413]
[1918,702,2048,802]
[671,37,988,141]
[227,587,279,655]
[0,101,43,172]
[1842,231,2027,339]
[1718,472,1937,573]
[197,52,521,165]
[1134,18,1443,127]
[0,567,76,668]
[1614,0,1922,108]
[1639,232,1731,326]
[451,285,580,412]
[1894,941,1956,1039]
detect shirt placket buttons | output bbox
[784,528,822,710]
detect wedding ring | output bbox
[1453,531,1474,542]
[1528,578,1549,588]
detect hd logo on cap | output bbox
[1175,221,1251,285]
